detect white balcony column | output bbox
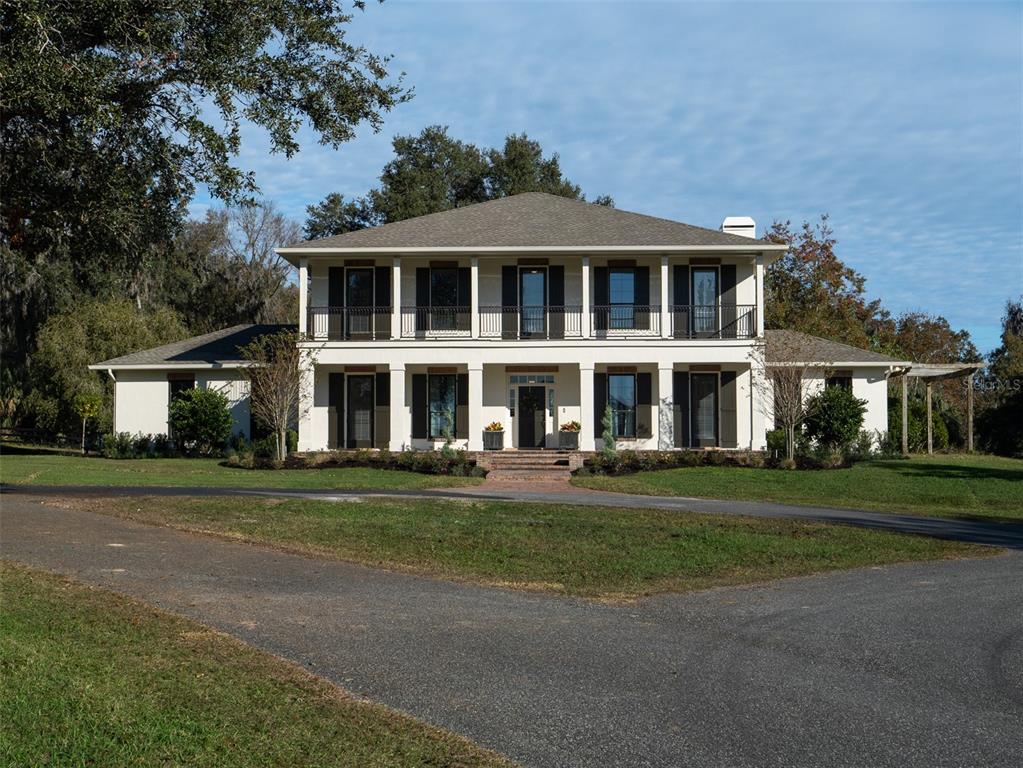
[470,256,480,338]
[391,256,402,340]
[657,366,674,449]
[659,255,670,339]
[581,255,591,338]
[755,254,765,337]
[579,363,596,451]
[467,365,484,451]
[298,257,309,336]
[388,363,407,451]
[297,353,316,451]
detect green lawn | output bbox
[572,454,1023,522]
[62,495,987,599]
[0,562,511,768]
[0,453,481,490]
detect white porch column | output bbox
[749,361,768,451]
[467,365,484,451]
[298,257,309,336]
[581,255,591,339]
[659,255,670,339]
[470,256,480,338]
[579,363,595,451]
[657,366,674,449]
[297,352,315,451]
[755,254,765,337]
[391,257,402,340]
[388,363,407,451]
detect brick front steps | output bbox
[471,450,590,482]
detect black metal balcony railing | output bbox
[670,304,757,339]
[306,304,757,340]
[400,306,472,337]
[479,305,584,339]
[591,305,661,336]
[307,306,392,340]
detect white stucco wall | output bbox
[762,366,891,444]
[113,368,251,439]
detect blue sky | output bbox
[192,0,1022,353]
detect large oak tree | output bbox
[1,0,409,370]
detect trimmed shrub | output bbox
[804,386,867,453]
[168,388,232,455]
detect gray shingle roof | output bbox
[285,192,778,250]
[92,324,294,367]
[765,329,908,366]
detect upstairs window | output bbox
[608,268,636,329]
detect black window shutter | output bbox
[455,373,469,439]
[374,266,392,339]
[328,372,343,449]
[634,266,650,330]
[593,372,607,436]
[636,372,653,439]
[374,372,390,449]
[673,265,690,339]
[720,371,738,448]
[673,371,689,448]
[720,265,737,338]
[501,265,518,339]
[457,267,471,332]
[548,265,565,339]
[415,268,430,333]
[329,267,344,306]
[637,372,652,405]
[594,266,609,331]
[411,374,428,439]
[374,266,391,308]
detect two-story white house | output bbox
[93,193,908,450]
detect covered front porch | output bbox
[298,361,760,453]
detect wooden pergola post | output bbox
[926,381,933,455]
[967,373,974,452]
[901,373,909,455]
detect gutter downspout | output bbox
[106,369,116,433]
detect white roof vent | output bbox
[721,216,756,239]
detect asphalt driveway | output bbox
[3,497,1022,767]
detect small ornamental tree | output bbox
[803,385,867,453]
[73,392,102,454]
[168,388,232,455]
[601,404,616,459]
[241,331,308,461]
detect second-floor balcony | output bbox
[306,304,756,341]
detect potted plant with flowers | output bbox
[559,420,581,450]
[483,421,504,450]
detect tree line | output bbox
[1,2,1018,455]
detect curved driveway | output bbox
[3,497,1022,767]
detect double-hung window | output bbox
[428,374,457,439]
[692,268,718,335]
[430,268,459,330]
[608,268,636,329]
[608,373,637,439]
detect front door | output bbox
[345,267,374,338]
[346,375,374,448]
[519,268,547,339]
[517,385,546,448]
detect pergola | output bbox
[896,363,985,454]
